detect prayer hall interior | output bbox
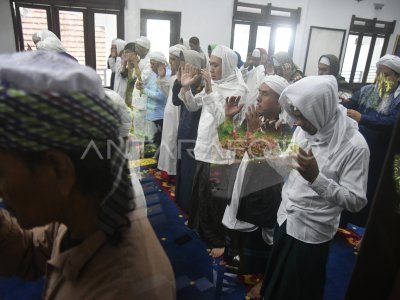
[0,0,399,299]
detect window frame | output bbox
[230,0,301,57]
[140,9,181,47]
[343,15,396,85]
[10,0,125,70]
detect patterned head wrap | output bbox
[0,51,134,241]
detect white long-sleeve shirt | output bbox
[113,57,128,99]
[277,129,369,244]
[178,88,234,164]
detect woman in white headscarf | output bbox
[32,29,77,61]
[109,38,126,90]
[157,44,186,176]
[261,75,369,300]
[179,45,247,257]
[32,29,59,45]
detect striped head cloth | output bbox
[0,51,134,242]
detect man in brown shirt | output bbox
[0,51,175,299]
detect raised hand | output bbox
[130,53,139,66]
[225,96,243,120]
[181,63,200,88]
[294,147,319,182]
[246,104,261,132]
[157,65,166,78]
[136,80,143,91]
[201,68,212,94]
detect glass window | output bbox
[255,25,271,52]
[59,10,85,65]
[353,36,372,83]
[147,19,170,59]
[341,34,358,82]
[95,13,117,86]
[233,23,250,62]
[275,27,292,53]
[19,7,48,51]
[366,37,384,83]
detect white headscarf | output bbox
[211,45,248,95]
[169,44,186,57]
[279,75,358,167]
[112,38,126,55]
[180,37,190,50]
[36,37,66,52]
[135,36,151,49]
[32,30,58,44]
[149,51,168,65]
[211,45,238,81]
[181,50,207,69]
[33,29,66,52]
[104,89,132,138]
[377,54,400,74]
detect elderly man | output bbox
[342,54,400,227]
[261,75,369,300]
[0,51,175,299]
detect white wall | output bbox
[0,0,399,67]
[0,1,16,53]
[125,0,233,52]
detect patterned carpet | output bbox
[0,168,363,300]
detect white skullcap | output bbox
[0,51,104,99]
[169,44,186,57]
[104,89,132,138]
[135,36,151,49]
[376,54,400,74]
[319,57,331,66]
[252,49,261,58]
[112,38,127,54]
[262,75,290,95]
[149,51,168,65]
